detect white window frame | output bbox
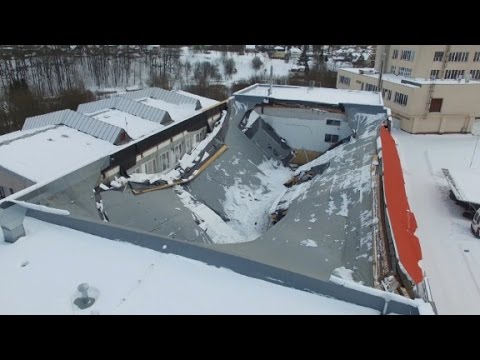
[145,158,157,174]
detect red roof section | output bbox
[380,127,423,284]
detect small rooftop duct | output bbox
[0,203,27,243]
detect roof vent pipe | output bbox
[0,203,27,243]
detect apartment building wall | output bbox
[337,68,480,133]
[377,45,480,79]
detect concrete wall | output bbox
[257,107,351,152]
[0,166,35,197]
[26,208,421,315]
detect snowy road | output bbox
[393,128,480,314]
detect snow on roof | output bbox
[0,216,377,314]
[0,125,56,146]
[78,97,171,125]
[235,84,383,106]
[341,68,480,86]
[92,109,163,140]
[23,109,126,144]
[444,168,480,205]
[245,45,256,50]
[140,97,199,122]
[174,90,220,109]
[0,126,115,183]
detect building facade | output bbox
[337,45,480,134]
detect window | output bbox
[394,92,408,106]
[174,143,183,162]
[185,138,192,154]
[159,151,170,171]
[433,51,444,62]
[429,98,443,112]
[324,134,339,143]
[365,83,378,92]
[444,69,465,79]
[145,158,157,174]
[339,75,351,86]
[430,69,440,79]
[195,128,207,143]
[9,188,13,195]
[326,119,341,126]
[390,65,396,74]
[470,70,480,80]
[474,52,480,62]
[392,49,398,59]
[400,50,415,61]
[448,52,469,62]
[398,67,412,77]
[0,186,5,199]
[382,88,392,101]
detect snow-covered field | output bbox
[180,47,297,86]
[0,217,378,315]
[392,128,480,314]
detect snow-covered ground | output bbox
[180,48,297,86]
[0,217,378,315]
[392,128,480,314]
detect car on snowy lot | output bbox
[472,209,480,238]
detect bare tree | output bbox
[251,56,263,72]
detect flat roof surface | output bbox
[93,109,163,140]
[0,126,115,183]
[0,216,377,314]
[235,84,383,106]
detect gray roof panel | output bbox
[78,97,171,125]
[122,87,201,110]
[23,109,125,145]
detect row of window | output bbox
[339,75,351,86]
[398,67,412,77]
[365,83,378,92]
[430,69,480,80]
[132,128,207,175]
[394,92,408,106]
[401,50,415,61]
[391,49,416,61]
[434,51,476,62]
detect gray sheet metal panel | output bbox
[187,102,268,220]
[200,101,386,286]
[79,96,170,125]
[23,110,67,130]
[102,188,211,244]
[24,109,124,144]
[122,87,200,109]
[77,98,115,115]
